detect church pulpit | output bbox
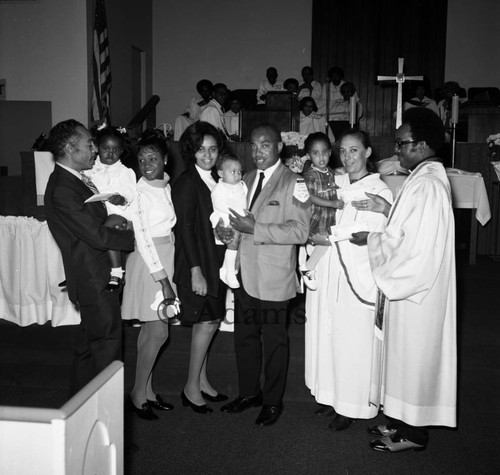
[460,104,500,143]
[240,91,299,142]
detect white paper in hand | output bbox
[337,188,368,204]
[84,192,115,203]
[329,222,364,242]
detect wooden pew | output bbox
[0,361,124,475]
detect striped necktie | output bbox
[81,173,99,194]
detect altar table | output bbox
[0,216,80,327]
[380,169,491,264]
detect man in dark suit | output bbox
[44,119,134,393]
[220,124,311,426]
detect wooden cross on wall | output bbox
[377,57,423,129]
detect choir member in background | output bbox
[321,66,346,108]
[199,83,231,139]
[174,79,213,140]
[319,67,363,137]
[327,81,363,139]
[256,67,284,107]
[283,77,300,96]
[297,66,322,102]
[223,97,242,141]
[437,80,467,137]
[403,79,439,116]
[299,97,334,143]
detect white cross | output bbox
[377,57,423,129]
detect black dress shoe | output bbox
[328,414,354,431]
[220,393,262,413]
[370,433,426,452]
[181,390,213,414]
[367,424,398,437]
[105,276,124,293]
[147,394,174,411]
[127,396,158,420]
[255,404,283,427]
[200,390,229,402]
[314,404,334,417]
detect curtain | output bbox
[312,0,448,137]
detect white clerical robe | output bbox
[305,173,391,418]
[367,161,457,428]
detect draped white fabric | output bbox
[0,216,80,326]
[381,170,491,225]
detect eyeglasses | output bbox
[395,139,418,148]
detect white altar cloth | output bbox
[380,169,491,264]
[381,169,491,225]
[0,216,80,327]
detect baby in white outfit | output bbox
[210,151,247,288]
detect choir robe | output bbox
[367,161,457,427]
[299,112,335,143]
[305,173,391,418]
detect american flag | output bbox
[91,0,112,123]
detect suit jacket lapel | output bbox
[244,169,257,208]
[56,165,93,197]
[248,162,286,212]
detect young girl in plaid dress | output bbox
[300,132,344,290]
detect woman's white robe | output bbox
[305,173,391,419]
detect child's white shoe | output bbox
[299,265,317,291]
[220,249,239,289]
[220,267,239,289]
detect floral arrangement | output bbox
[280,131,309,173]
[487,134,500,181]
[487,133,500,158]
[281,131,307,149]
[492,161,500,181]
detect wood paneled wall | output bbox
[312,0,448,137]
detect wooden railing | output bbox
[127,95,160,138]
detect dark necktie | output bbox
[249,171,265,211]
[81,173,99,194]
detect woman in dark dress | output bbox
[172,121,228,413]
